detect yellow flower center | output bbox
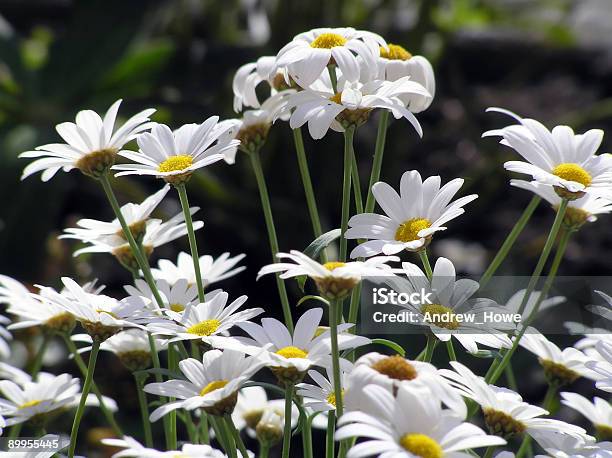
[323,261,346,271]
[380,44,412,61]
[310,33,347,49]
[326,389,343,407]
[539,358,581,386]
[484,408,526,438]
[552,163,592,187]
[371,355,417,381]
[275,346,308,359]
[329,92,343,104]
[596,424,612,441]
[399,433,443,458]
[20,399,42,409]
[395,218,431,242]
[199,380,229,396]
[158,155,193,173]
[169,303,185,312]
[187,319,221,336]
[421,304,459,330]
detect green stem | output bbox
[483,446,497,458]
[365,111,390,213]
[222,416,238,458]
[226,414,249,458]
[134,374,154,447]
[505,362,518,391]
[259,443,269,458]
[200,414,210,444]
[210,416,229,452]
[329,300,344,418]
[445,340,457,361]
[302,415,314,458]
[424,334,436,363]
[68,338,100,458]
[167,343,178,450]
[340,126,355,262]
[249,150,294,332]
[293,128,326,256]
[350,147,363,215]
[29,334,49,381]
[326,411,335,458]
[62,335,122,436]
[516,436,532,458]
[328,65,338,93]
[480,196,541,287]
[176,184,206,302]
[281,385,293,458]
[418,250,433,279]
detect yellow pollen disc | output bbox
[187,319,221,336]
[323,261,346,271]
[329,92,343,104]
[310,33,347,49]
[399,433,443,458]
[96,309,118,319]
[326,389,343,407]
[421,304,459,330]
[552,163,592,187]
[380,44,412,61]
[169,303,185,312]
[371,355,417,381]
[20,399,42,409]
[158,155,193,173]
[395,218,431,242]
[199,380,229,396]
[275,346,308,359]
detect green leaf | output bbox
[371,338,406,356]
[303,228,341,259]
[296,295,330,307]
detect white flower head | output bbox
[386,257,514,352]
[144,349,265,419]
[20,99,155,181]
[347,170,478,258]
[585,341,612,393]
[0,315,9,360]
[561,392,612,438]
[151,251,246,288]
[503,288,566,321]
[440,361,589,441]
[336,383,506,458]
[233,55,279,112]
[257,250,397,300]
[276,27,386,88]
[124,278,199,315]
[484,107,612,200]
[530,431,612,458]
[297,365,350,414]
[102,436,226,457]
[113,118,239,185]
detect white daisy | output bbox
[297,365,350,414]
[344,352,467,417]
[276,27,386,88]
[518,328,601,385]
[112,119,239,185]
[151,251,246,288]
[503,288,566,321]
[336,383,505,458]
[585,341,612,393]
[440,361,588,441]
[560,392,612,439]
[285,76,429,139]
[102,436,225,458]
[237,307,370,384]
[257,249,397,300]
[124,278,198,314]
[375,43,435,112]
[347,170,478,257]
[511,180,612,229]
[530,431,612,458]
[147,291,263,347]
[0,311,11,359]
[144,348,265,419]
[0,362,31,385]
[232,55,284,112]
[484,107,612,199]
[385,258,514,353]
[0,413,4,436]
[19,99,155,181]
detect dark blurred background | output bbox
[1,0,612,455]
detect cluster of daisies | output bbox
[1,25,612,458]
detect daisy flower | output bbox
[518,328,601,385]
[512,180,612,230]
[297,365,350,415]
[483,107,612,200]
[561,392,612,440]
[0,311,11,358]
[102,436,225,458]
[375,43,435,112]
[336,383,505,458]
[529,431,612,458]
[0,362,31,385]
[231,386,299,438]
[346,170,478,257]
[232,55,285,112]
[147,291,263,347]
[345,352,467,417]
[151,251,246,289]
[124,278,198,314]
[144,348,265,419]
[39,277,144,340]
[256,408,285,447]
[237,307,370,384]
[585,341,612,393]
[112,118,239,185]
[503,288,565,321]
[276,27,386,88]
[19,99,155,181]
[0,413,4,436]
[440,361,588,441]
[257,249,398,300]
[285,76,429,139]
[385,257,514,353]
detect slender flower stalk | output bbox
[249,149,294,332]
[365,111,389,213]
[29,334,49,381]
[350,150,363,215]
[329,300,344,421]
[167,343,178,450]
[516,384,558,458]
[419,250,437,363]
[418,250,433,279]
[480,195,541,287]
[326,411,335,458]
[281,385,293,458]
[225,414,249,458]
[134,373,153,447]
[176,183,206,302]
[302,416,313,458]
[68,338,100,458]
[340,126,355,262]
